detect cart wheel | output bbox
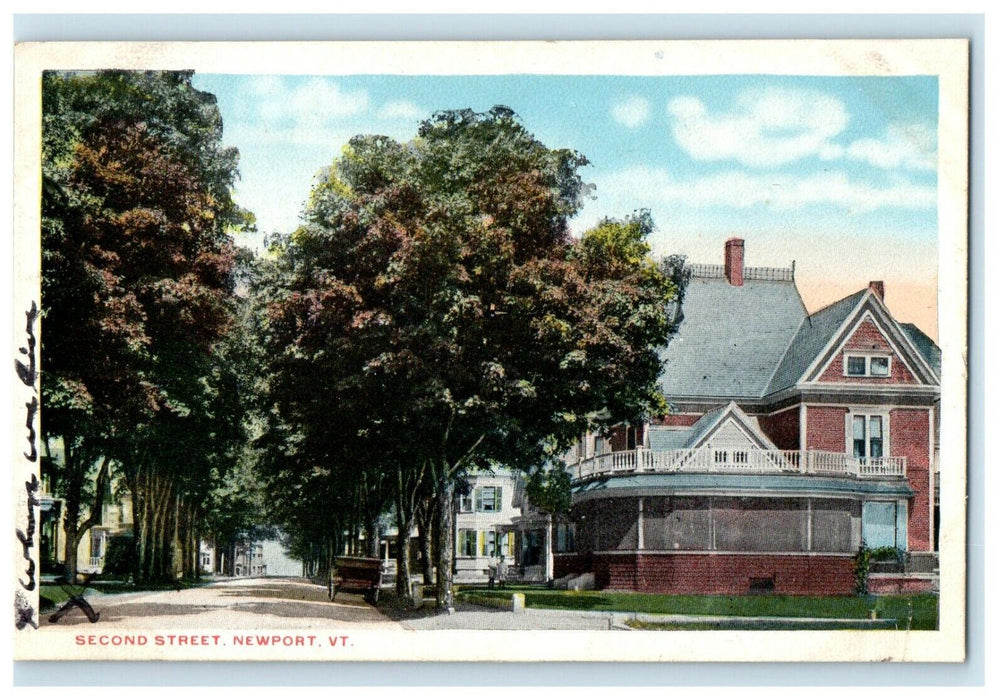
[368,588,379,605]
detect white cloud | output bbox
[612,96,652,129]
[258,78,369,124]
[223,77,378,152]
[247,75,285,96]
[378,100,424,120]
[595,166,936,214]
[842,123,937,172]
[667,88,850,168]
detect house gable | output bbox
[699,417,767,452]
[815,313,920,384]
[801,292,939,388]
[690,402,779,452]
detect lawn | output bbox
[457,586,937,630]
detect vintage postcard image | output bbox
[12,39,968,662]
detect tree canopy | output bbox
[41,70,253,580]
[261,106,680,607]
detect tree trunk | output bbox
[367,515,381,559]
[417,505,435,585]
[61,453,111,582]
[395,508,414,599]
[435,469,456,612]
[191,506,200,580]
[63,521,81,581]
[130,467,146,583]
[177,499,189,579]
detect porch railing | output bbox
[570,447,906,481]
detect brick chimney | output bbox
[869,280,885,300]
[724,238,744,286]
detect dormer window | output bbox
[845,353,891,378]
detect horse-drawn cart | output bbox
[328,556,382,604]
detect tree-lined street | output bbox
[41,71,681,612]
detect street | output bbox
[42,577,399,630]
[40,577,621,631]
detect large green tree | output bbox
[41,70,251,580]
[264,107,678,609]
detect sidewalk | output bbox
[401,601,899,631]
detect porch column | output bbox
[545,515,554,581]
[806,498,813,552]
[637,497,645,550]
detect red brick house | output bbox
[556,238,940,596]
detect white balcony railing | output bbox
[570,447,906,481]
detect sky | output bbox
[192,72,939,340]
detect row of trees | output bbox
[41,70,262,581]
[256,107,682,608]
[41,72,685,609]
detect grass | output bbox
[623,618,901,631]
[456,586,937,630]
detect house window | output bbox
[477,486,503,512]
[481,531,511,558]
[90,531,104,558]
[458,492,473,512]
[482,530,497,557]
[457,529,477,557]
[556,524,576,553]
[845,354,891,377]
[862,501,907,550]
[851,414,885,459]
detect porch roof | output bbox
[571,472,914,498]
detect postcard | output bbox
[12,39,968,662]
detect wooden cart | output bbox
[328,556,382,604]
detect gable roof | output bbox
[648,427,698,451]
[798,292,940,388]
[659,270,807,400]
[659,261,941,400]
[899,322,942,380]
[648,402,778,452]
[649,404,731,451]
[763,290,869,397]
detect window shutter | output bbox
[495,486,502,511]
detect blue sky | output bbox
[192,72,939,338]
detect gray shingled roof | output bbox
[681,404,730,443]
[647,428,695,451]
[899,323,941,380]
[659,274,807,399]
[648,404,730,451]
[762,290,869,397]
